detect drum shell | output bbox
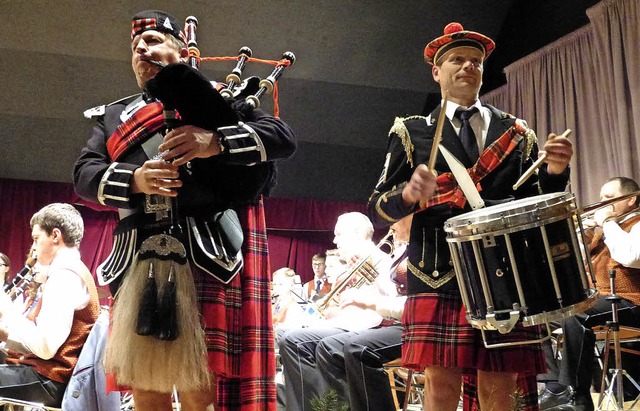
[445,193,598,330]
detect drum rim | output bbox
[465,288,599,329]
[444,192,577,237]
[522,288,599,326]
[445,212,576,242]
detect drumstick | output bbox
[419,90,449,209]
[512,128,571,191]
[427,90,450,170]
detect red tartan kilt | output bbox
[192,199,276,410]
[401,293,546,375]
[194,200,274,375]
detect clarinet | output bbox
[245,51,296,108]
[4,253,37,294]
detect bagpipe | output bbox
[135,14,297,340]
[105,15,296,393]
[144,15,296,130]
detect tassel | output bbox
[156,265,179,341]
[136,262,158,336]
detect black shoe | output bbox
[552,392,594,411]
[552,404,593,411]
[539,388,572,410]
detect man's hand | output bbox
[131,159,181,196]
[158,125,223,166]
[402,164,437,207]
[542,132,573,175]
[339,289,376,311]
[594,206,617,227]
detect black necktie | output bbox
[455,107,480,162]
[315,280,322,294]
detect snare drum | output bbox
[444,192,598,333]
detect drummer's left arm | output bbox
[368,127,418,227]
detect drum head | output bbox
[445,192,577,238]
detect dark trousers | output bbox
[0,364,66,406]
[317,325,403,411]
[278,325,403,411]
[559,296,640,394]
[278,327,345,411]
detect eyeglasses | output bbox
[312,263,325,267]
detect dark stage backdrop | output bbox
[0,178,371,296]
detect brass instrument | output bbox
[579,189,640,215]
[314,229,394,317]
[579,189,640,228]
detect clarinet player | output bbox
[73,10,296,411]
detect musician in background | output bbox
[323,248,347,286]
[73,10,295,411]
[0,203,99,406]
[315,214,411,411]
[278,212,397,411]
[368,22,572,411]
[0,253,10,288]
[539,177,640,411]
[272,267,308,331]
[303,253,331,302]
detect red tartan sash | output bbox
[422,122,527,210]
[106,102,165,161]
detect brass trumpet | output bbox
[314,229,394,317]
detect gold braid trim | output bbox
[407,260,456,289]
[515,118,538,159]
[373,184,406,223]
[388,116,426,168]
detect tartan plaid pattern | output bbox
[462,373,540,411]
[131,17,188,44]
[424,23,495,64]
[131,18,158,38]
[401,293,545,374]
[106,102,164,161]
[194,198,276,411]
[420,124,524,210]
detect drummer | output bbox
[367,22,573,411]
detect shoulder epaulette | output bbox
[83,93,142,119]
[388,115,426,168]
[513,118,537,157]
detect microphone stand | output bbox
[596,269,640,410]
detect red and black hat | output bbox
[424,22,495,65]
[131,10,187,44]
